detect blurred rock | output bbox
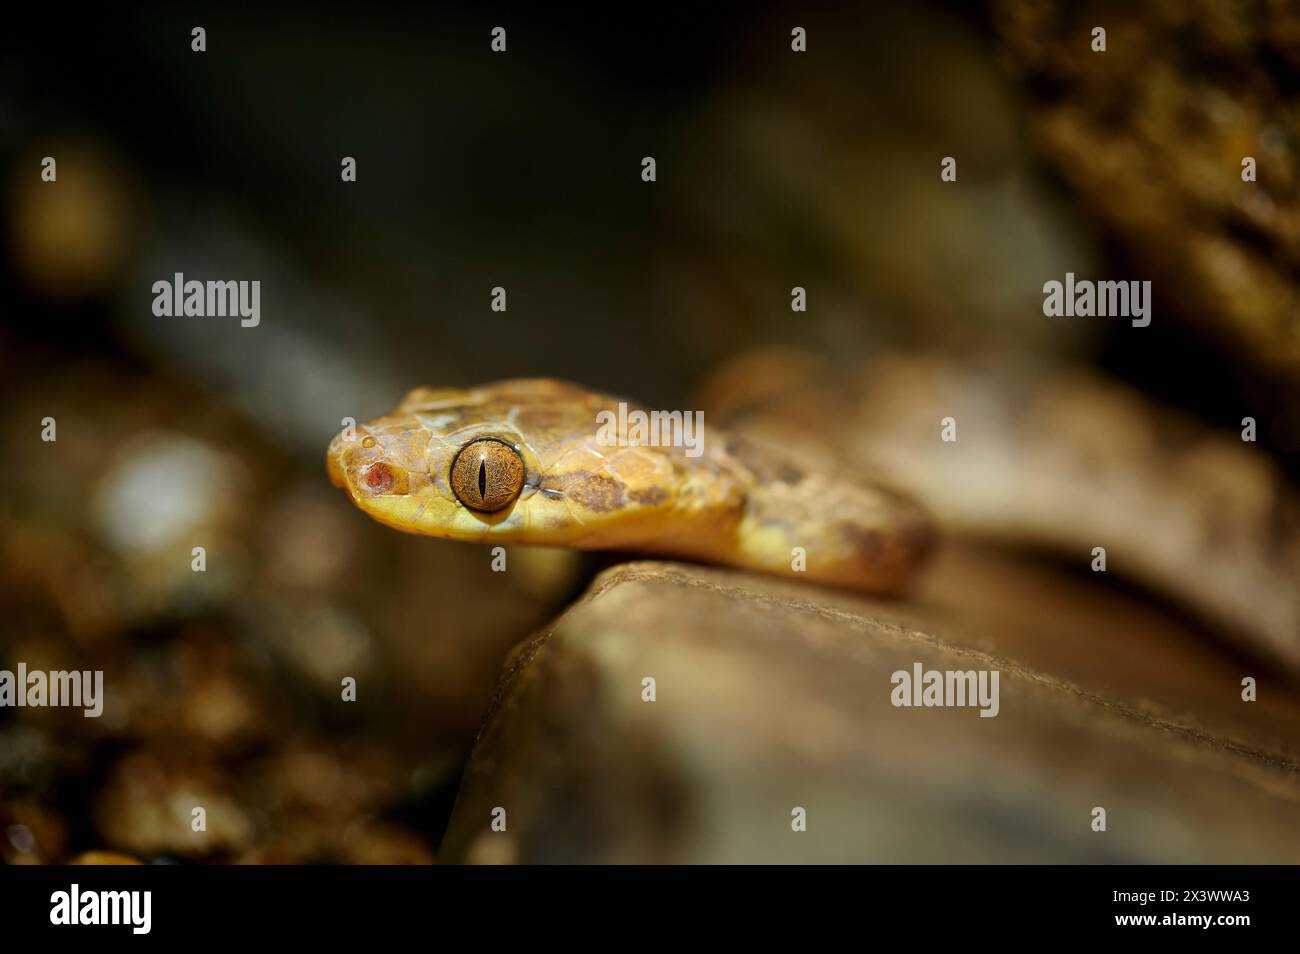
[443,561,1300,863]
[95,749,256,859]
[0,359,572,860]
[1,799,68,865]
[68,851,143,865]
[995,0,1300,424]
[92,432,247,557]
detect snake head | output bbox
[327,379,933,593]
[326,380,691,546]
[327,398,525,540]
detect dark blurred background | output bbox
[3,1,1300,862]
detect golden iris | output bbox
[450,438,525,512]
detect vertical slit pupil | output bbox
[478,458,487,500]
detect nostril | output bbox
[363,461,396,493]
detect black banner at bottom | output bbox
[0,863,1286,940]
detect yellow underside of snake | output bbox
[327,379,934,593]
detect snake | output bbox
[326,378,935,594]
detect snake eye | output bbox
[450,438,525,512]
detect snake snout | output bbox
[327,426,417,499]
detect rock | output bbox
[442,559,1300,863]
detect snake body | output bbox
[705,351,1300,674]
[327,379,934,593]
